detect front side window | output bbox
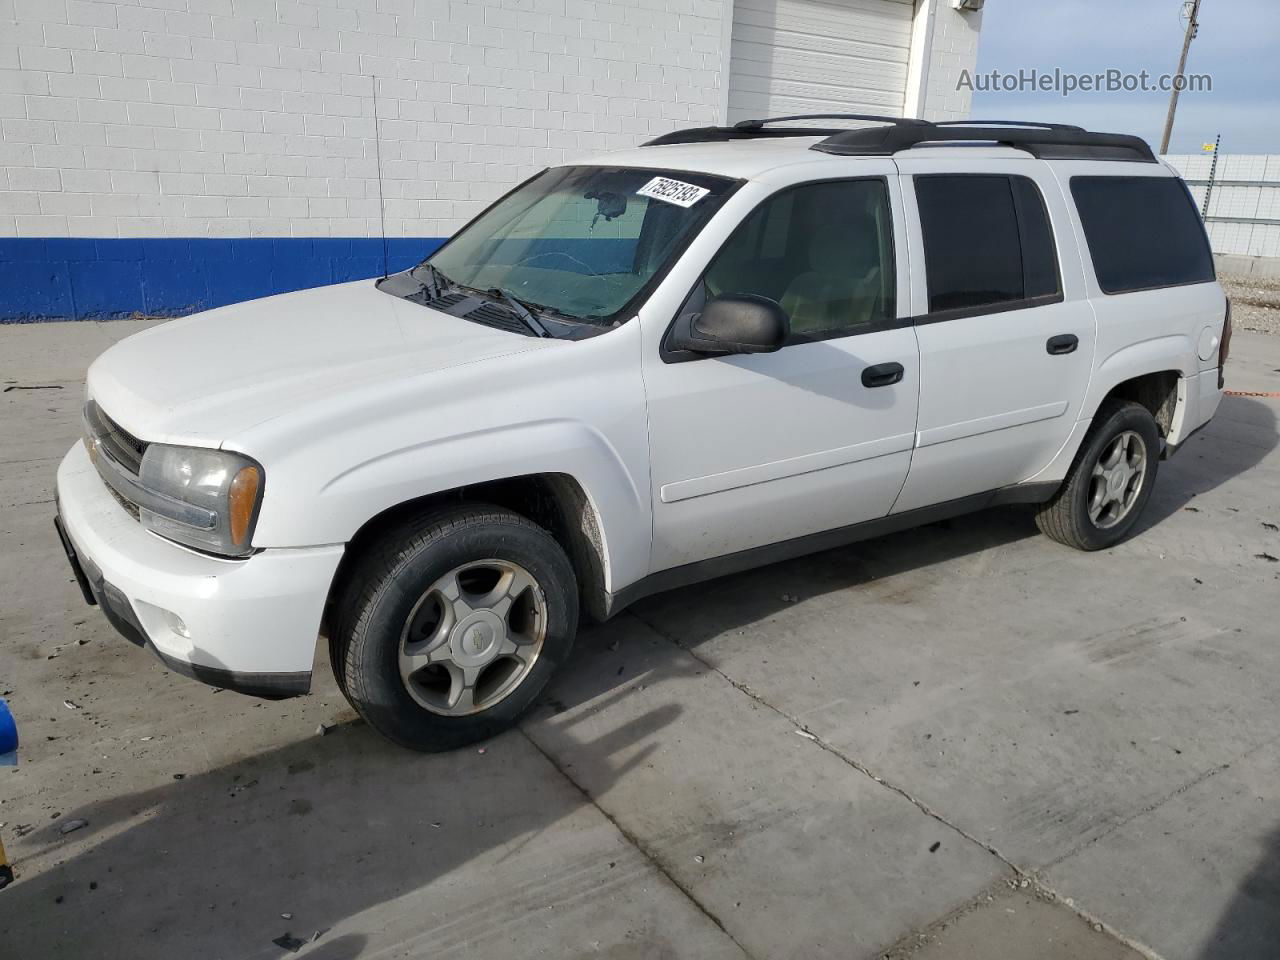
[914,174,1062,315]
[697,179,897,341]
[1071,176,1215,294]
[425,166,736,322]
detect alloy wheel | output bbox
[398,559,546,716]
[1087,430,1148,530]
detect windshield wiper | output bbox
[489,288,551,339]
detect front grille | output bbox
[85,400,146,519]
[85,400,148,475]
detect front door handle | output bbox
[1047,334,1079,356]
[861,362,905,388]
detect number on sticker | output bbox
[637,177,710,208]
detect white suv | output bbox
[55,117,1232,750]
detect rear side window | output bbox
[1071,176,1215,294]
[914,175,1062,315]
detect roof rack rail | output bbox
[810,123,1157,162]
[641,113,923,147]
[642,116,1158,163]
[732,114,926,130]
[931,119,1086,132]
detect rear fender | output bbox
[1083,335,1196,421]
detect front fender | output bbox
[254,419,650,595]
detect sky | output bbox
[971,0,1280,155]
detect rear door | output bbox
[891,160,1097,513]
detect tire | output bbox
[1035,400,1161,551]
[331,503,578,751]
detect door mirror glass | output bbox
[669,294,790,355]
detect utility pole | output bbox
[1160,0,1203,156]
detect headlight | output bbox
[138,445,264,558]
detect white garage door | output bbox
[727,0,915,123]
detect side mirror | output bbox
[670,294,790,355]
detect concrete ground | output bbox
[1,318,1277,960]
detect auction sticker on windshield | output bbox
[637,176,710,208]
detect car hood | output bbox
[87,279,556,446]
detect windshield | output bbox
[422,166,737,322]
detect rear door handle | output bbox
[861,362,905,388]
[1047,334,1079,356]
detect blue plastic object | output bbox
[0,699,16,767]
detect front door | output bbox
[643,173,921,573]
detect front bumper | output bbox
[56,441,345,699]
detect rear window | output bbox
[1070,176,1215,294]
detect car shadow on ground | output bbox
[1138,395,1279,531]
[630,501,1043,647]
[0,650,696,958]
[1197,824,1280,959]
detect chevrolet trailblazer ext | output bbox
[55,117,1231,751]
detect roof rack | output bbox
[641,114,922,147]
[733,114,926,130]
[643,116,1158,163]
[813,122,1156,162]
[932,119,1086,132]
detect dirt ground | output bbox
[1221,274,1280,337]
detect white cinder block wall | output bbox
[904,0,981,121]
[1,0,727,241]
[0,0,982,318]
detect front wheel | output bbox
[332,504,579,751]
[1035,400,1161,551]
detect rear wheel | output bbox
[1035,400,1161,551]
[332,504,578,751]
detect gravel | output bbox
[1221,274,1280,337]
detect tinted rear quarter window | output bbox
[1071,176,1215,294]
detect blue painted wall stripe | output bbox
[0,237,446,322]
